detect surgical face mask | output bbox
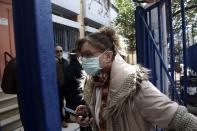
[81,51,107,76]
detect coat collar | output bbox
[104,54,149,119]
[109,54,136,95]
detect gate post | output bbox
[180,0,188,106]
[12,0,61,130]
[135,6,146,65]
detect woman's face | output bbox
[80,42,113,69]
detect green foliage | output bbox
[113,0,136,51]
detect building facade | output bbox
[51,0,118,51]
[0,0,118,80]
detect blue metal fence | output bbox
[187,44,197,73]
[180,0,188,106]
[135,1,183,104]
[134,1,194,129]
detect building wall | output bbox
[51,0,80,14]
[0,0,15,80]
[53,23,79,51]
[51,0,118,27]
[84,0,111,26]
[0,0,118,80]
[51,0,118,52]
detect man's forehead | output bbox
[55,46,62,50]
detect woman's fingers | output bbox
[75,105,86,112]
[75,105,93,127]
[75,116,93,127]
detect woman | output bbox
[75,27,197,131]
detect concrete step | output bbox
[0,114,22,131]
[0,89,3,95]
[13,127,24,131]
[0,104,19,121]
[0,89,15,98]
[0,95,17,109]
[0,92,12,99]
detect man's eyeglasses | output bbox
[56,50,63,53]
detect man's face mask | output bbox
[81,50,108,76]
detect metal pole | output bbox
[187,27,190,47]
[161,3,169,96]
[192,25,194,45]
[168,0,175,100]
[148,11,153,82]
[180,0,188,106]
[158,5,163,93]
[140,14,182,104]
[12,0,61,130]
[80,0,85,38]
[135,7,144,65]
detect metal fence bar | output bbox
[144,0,163,12]
[157,6,163,93]
[148,11,157,85]
[180,0,188,106]
[135,6,145,65]
[168,0,175,100]
[12,0,61,130]
[144,12,149,67]
[147,12,152,81]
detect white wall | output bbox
[51,0,118,26]
[84,0,111,26]
[110,6,118,22]
[51,0,80,14]
[52,14,80,29]
[85,26,98,33]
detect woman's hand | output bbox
[75,105,93,127]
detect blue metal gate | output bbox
[135,0,191,129]
[135,0,186,104]
[12,0,61,130]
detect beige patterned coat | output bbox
[83,54,179,131]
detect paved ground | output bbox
[62,123,80,131]
[14,123,80,131]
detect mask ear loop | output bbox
[112,42,121,55]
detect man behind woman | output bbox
[55,45,85,128]
[55,45,69,127]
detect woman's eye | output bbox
[87,53,92,57]
[82,52,93,58]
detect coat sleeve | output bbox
[167,105,197,131]
[134,81,179,128]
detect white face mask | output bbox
[81,50,108,76]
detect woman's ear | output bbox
[105,51,113,62]
[100,51,113,69]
